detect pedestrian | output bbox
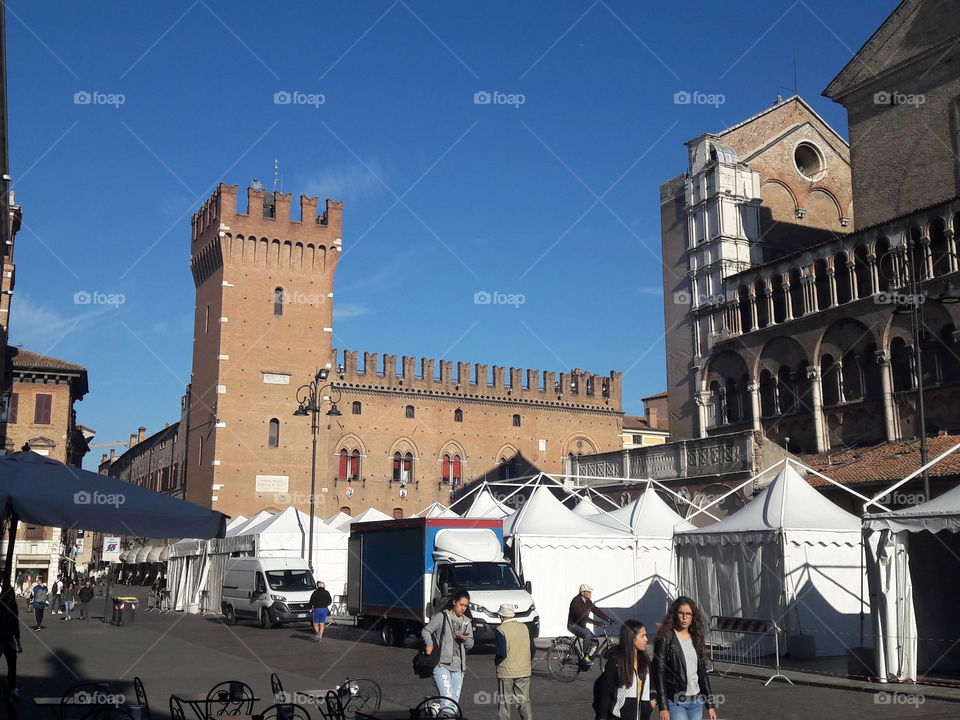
[50,577,63,615]
[0,587,23,698]
[422,589,474,713]
[493,603,535,720]
[309,581,332,642]
[27,577,48,630]
[594,620,657,720]
[77,580,95,620]
[61,579,76,621]
[568,583,612,666]
[652,597,717,720]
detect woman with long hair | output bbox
[594,620,657,720]
[652,597,717,720]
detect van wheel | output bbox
[260,609,271,629]
[392,623,406,647]
[379,621,394,646]
[223,606,236,625]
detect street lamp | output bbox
[293,368,342,572]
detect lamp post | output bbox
[293,369,342,572]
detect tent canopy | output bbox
[507,486,632,537]
[864,483,960,534]
[461,487,512,518]
[0,451,226,539]
[414,502,458,518]
[590,489,696,537]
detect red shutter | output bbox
[7,393,17,424]
[392,453,400,481]
[350,450,360,479]
[441,454,450,481]
[34,394,52,425]
[452,455,461,482]
[339,450,348,481]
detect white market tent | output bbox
[571,495,607,516]
[413,502,458,518]
[675,461,871,657]
[325,511,352,530]
[224,515,248,534]
[862,442,960,681]
[506,482,638,637]
[459,486,513,518]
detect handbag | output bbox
[412,613,449,679]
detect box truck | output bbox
[347,517,539,645]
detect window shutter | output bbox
[8,393,17,423]
[34,394,52,425]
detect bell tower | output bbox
[185,183,343,516]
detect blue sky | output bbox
[5,1,895,467]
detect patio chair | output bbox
[205,681,255,716]
[413,696,462,719]
[259,703,311,720]
[168,696,187,720]
[132,677,150,720]
[59,683,119,720]
[270,673,285,702]
[337,678,381,720]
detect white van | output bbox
[221,557,315,628]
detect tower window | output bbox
[268,418,279,448]
[441,453,462,485]
[454,408,463,423]
[352,401,362,415]
[274,287,284,316]
[405,405,415,419]
[393,451,414,483]
[794,142,825,180]
[512,414,521,427]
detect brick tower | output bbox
[185,183,343,515]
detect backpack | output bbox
[33,586,48,605]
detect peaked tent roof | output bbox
[333,507,392,529]
[414,501,458,518]
[678,464,860,539]
[865,480,960,533]
[225,515,248,534]
[571,496,605,516]
[326,512,353,531]
[507,485,631,537]
[590,489,697,537]
[230,510,275,536]
[462,487,511,518]
[253,506,344,536]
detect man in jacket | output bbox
[568,584,611,664]
[309,581,332,642]
[422,589,474,713]
[493,604,536,720]
[77,580,95,620]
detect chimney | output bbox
[109,448,116,460]
[101,453,107,463]
[129,433,136,448]
[138,426,146,443]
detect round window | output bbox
[794,142,825,179]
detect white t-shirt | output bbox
[676,634,701,697]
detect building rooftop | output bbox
[8,347,86,372]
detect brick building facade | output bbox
[180,184,623,520]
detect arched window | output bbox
[876,238,895,291]
[771,275,786,324]
[352,401,362,415]
[754,280,769,328]
[405,405,415,419]
[759,369,777,417]
[709,380,724,427]
[814,259,831,311]
[941,324,960,384]
[738,286,751,331]
[393,451,414,483]
[512,414,521,427]
[841,351,863,401]
[454,408,463,422]
[930,218,950,276]
[909,226,927,282]
[777,366,796,414]
[725,377,741,424]
[864,343,883,399]
[890,338,913,392]
[499,457,511,480]
[834,253,852,304]
[338,449,348,482]
[350,449,361,480]
[393,508,404,519]
[821,354,841,406]
[854,246,872,298]
[441,454,461,485]
[274,287,284,316]
[268,418,279,448]
[789,268,805,317]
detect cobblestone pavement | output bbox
[8,588,959,720]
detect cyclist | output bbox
[568,583,612,665]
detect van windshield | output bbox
[447,562,522,591]
[265,569,314,592]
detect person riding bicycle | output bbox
[568,583,612,665]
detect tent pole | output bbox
[2,506,17,590]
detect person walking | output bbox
[595,620,657,720]
[61,579,76,621]
[422,589,474,713]
[309,581,332,642]
[652,597,717,720]
[77,581,95,621]
[0,588,23,698]
[568,584,612,665]
[27,577,48,630]
[493,604,536,720]
[49,578,63,615]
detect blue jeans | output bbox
[63,600,74,619]
[567,624,594,658]
[431,665,464,713]
[667,699,704,720]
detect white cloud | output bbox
[300,163,387,204]
[333,303,371,321]
[636,286,663,296]
[7,294,109,353]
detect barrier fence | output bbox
[709,616,792,686]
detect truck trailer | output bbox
[347,517,539,645]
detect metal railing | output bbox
[709,615,792,686]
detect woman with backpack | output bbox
[595,620,657,720]
[27,577,49,630]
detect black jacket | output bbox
[77,586,95,603]
[310,588,332,609]
[652,633,714,709]
[593,650,654,720]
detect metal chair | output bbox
[322,690,345,720]
[133,677,150,720]
[204,681,255,717]
[269,673,285,702]
[413,696,462,719]
[337,678,381,720]
[168,696,187,720]
[59,683,120,720]
[259,703,311,720]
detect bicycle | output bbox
[546,623,617,682]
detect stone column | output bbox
[730,301,741,334]
[921,238,934,279]
[867,255,879,294]
[826,268,837,308]
[876,349,898,441]
[783,282,794,321]
[695,391,713,439]
[749,292,758,331]
[804,277,816,314]
[806,366,829,453]
[747,381,762,432]
[847,261,858,300]
[946,228,958,274]
[765,288,775,326]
